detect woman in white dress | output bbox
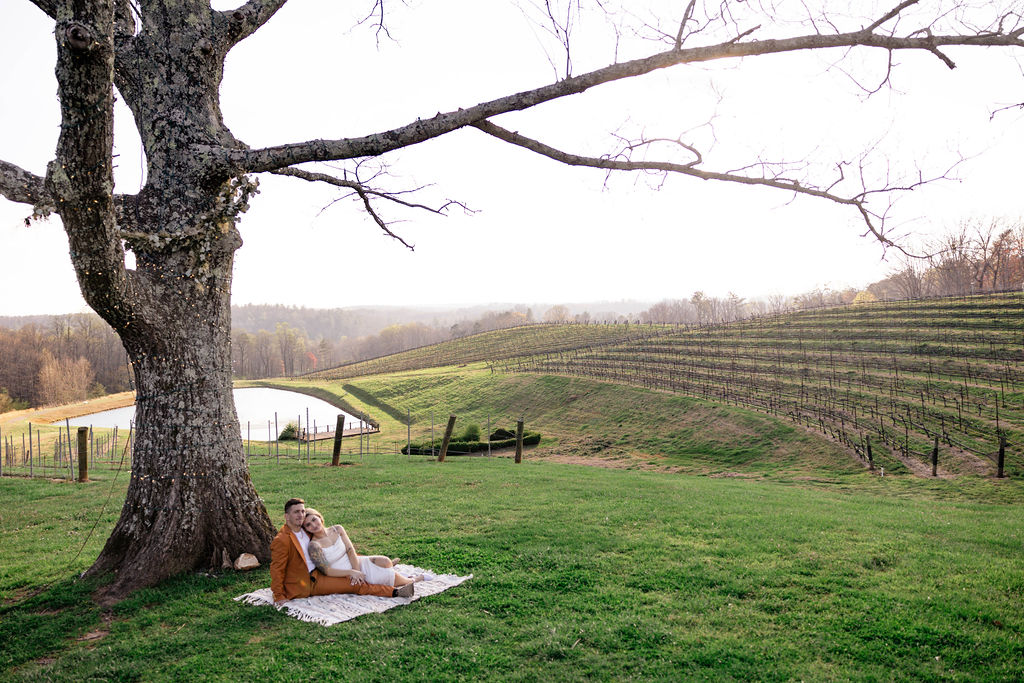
[302,508,431,588]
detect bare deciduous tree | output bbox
[1,0,1021,600]
[37,351,95,406]
[888,255,933,299]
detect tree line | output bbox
[871,219,1024,300]
[0,313,131,411]
[0,305,547,410]
[633,220,1024,325]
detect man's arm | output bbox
[269,531,289,604]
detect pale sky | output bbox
[1,1,1022,317]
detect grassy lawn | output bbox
[2,453,1022,681]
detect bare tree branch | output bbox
[990,101,1024,120]
[355,0,405,45]
[114,0,137,45]
[674,0,697,49]
[46,0,135,329]
[215,0,290,48]
[220,21,1024,175]
[24,0,58,19]
[865,0,920,34]
[268,165,472,250]
[0,156,142,230]
[470,118,934,249]
[0,160,55,219]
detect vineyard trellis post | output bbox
[515,419,524,464]
[65,418,73,481]
[331,414,344,467]
[997,432,1006,479]
[437,415,457,463]
[77,426,89,482]
[931,435,939,477]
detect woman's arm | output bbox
[308,540,365,582]
[334,525,361,571]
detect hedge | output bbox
[402,431,541,456]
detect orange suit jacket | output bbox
[270,524,314,603]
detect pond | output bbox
[60,387,366,441]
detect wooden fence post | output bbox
[515,419,524,464]
[77,426,89,482]
[931,435,939,477]
[997,432,1006,479]
[437,415,457,462]
[332,414,344,466]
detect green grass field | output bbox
[2,454,1022,681]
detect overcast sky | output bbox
[1,0,1022,317]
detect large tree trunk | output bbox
[85,232,275,600]
[42,0,276,602]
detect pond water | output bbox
[61,387,366,441]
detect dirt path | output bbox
[0,392,136,431]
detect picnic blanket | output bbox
[234,564,472,626]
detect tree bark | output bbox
[85,234,275,600]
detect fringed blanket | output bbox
[234,564,472,626]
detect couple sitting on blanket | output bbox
[270,497,433,606]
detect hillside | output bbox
[306,323,675,381]
[306,294,1023,479]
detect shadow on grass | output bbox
[0,574,106,671]
[0,568,271,675]
[342,383,412,425]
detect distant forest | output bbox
[2,219,1020,413]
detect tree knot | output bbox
[64,22,95,51]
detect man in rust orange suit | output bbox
[271,497,402,605]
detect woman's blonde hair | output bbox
[303,507,325,530]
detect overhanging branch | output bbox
[221,21,1024,175]
[216,0,290,48]
[0,159,55,219]
[269,165,472,251]
[472,119,907,248]
[25,0,58,20]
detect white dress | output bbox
[319,536,396,586]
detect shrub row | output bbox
[402,431,541,456]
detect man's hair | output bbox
[284,497,305,513]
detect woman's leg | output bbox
[392,573,415,587]
[365,555,427,584]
